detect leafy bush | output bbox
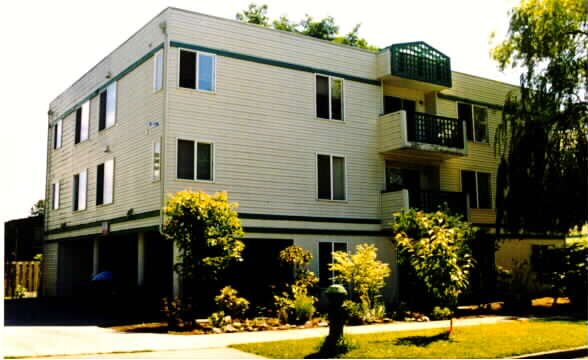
[208,311,231,328]
[14,284,26,299]
[161,297,195,330]
[214,286,250,319]
[342,298,387,325]
[499,261,533,312]
[293,294,316,324]
[430,306,453,320]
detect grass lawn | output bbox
[231,319,587,358]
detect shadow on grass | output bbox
[394,331,453,347]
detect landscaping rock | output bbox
[318,321,328,327]
[212,327,222,334]
[224,324,238,333]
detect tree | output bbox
[163,191,245,307]
[235,3,270,26]
[272,15,298,32]
[30,199,45,217]
[491,0,587,236]
[299,15,339,41]
[393,209,476,333]
[333,24,380,51]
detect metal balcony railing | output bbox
[408,190,468,219]
[390,42,452,87]
[407,112,465,149]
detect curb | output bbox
[511,346,588,359]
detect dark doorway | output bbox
[227,238,293,311]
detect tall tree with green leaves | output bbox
[491,0,587,236]
[299,15,339,41]
[236,3,270,26]
[30,199,45,217]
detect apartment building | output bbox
[43,7,518,300]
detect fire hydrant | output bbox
[324,284,348,351]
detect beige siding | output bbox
[164,47,384,219]
[495,238,565,270]
[42,243,58,296]
[381,190,408,228]
[167,8,378,80]
[378,112,404,153]
[376,50,390,78]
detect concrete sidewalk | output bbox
[3,316,520,358]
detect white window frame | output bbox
[76,100,90,143]
[105,82,117,129]
[153,50,164,92]
[457,102,489,144]
[177,48,217,93]
[103,159,115,205]
[318,241,349,287]
[152,140,161,182]
[175,138,215,182]
[54,120,62,149]
[73,169,87,211]
[316,153,347,201]
[315,74,345,121]
[52,182,60,210]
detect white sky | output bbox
[0,0,521,240]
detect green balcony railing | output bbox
[390,42,452,87]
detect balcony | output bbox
[381,189,470,228]
[378,111,467,159]
[377,42,452,92]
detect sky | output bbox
[0,0,522,241]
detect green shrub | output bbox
[293,294,316,324]
[214,286,250,319]
[14,284,26,299]
[430,306,453,320]
[342,297,386,325]
[208,311,230,328]
[161,297,195,330]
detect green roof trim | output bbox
[53,43,164,124]
[389,41,452,87]
[438,93,504,111]
[170,41,381,86]
[46,209,160,235]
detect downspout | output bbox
[159,19,169,233]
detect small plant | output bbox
[293,294,316,324]
[208,311,231,328]
[161,297,195,330]
[342,297,386,325]
[14,284,26,299]
[214,286,250,319]
[430,306,453,320]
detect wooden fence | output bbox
[4,261,41,298]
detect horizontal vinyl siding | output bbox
[165,46,384,218]
[378,112,404,152]
[47,54,164,232]
[167,8,378,81]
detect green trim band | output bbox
[438,93,503,111]
[244,226,389,236]
[45,225,160,244]
[53,43,165,124]
[170,41,381,86]
[239,213,380,224]
[46,210,160,235]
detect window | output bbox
[154,51,164,92]
[153,141,161,181]
[317,154,346,200]
[53,120,62,149]
[96,159,114,205]
[458,103,488,143]
[72,169,87,211]
[177,139,213,181]
[319,242,347,288]
[316,75,343,120]
[99,82,117,131]
[51,182,60,210]
[383,96,416,118]
[178,50,216,92]
[461,170,491,209]
[75,101,90,144]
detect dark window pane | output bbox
[96,163,104,205]
[333,156,345,200]
[334,242,347,252]
[179,50,196,89]
[197,143,212,181]
[73,175,80,211]
[403,99,416,121]
[384,96,402,114]
[461,170,478,208]
[317,154,331,199]
[319,242,333,288]
[331,79,343,120]
[51,184,56,209]
[477,172,491,209]
[53,123,58,149]
[458,103,473,141]
[177,140,195,180]
[474,106,488,143]
[75,108,82,144]
[386,167,404,191]
[316,75,329,119]
[99,91,107,131]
